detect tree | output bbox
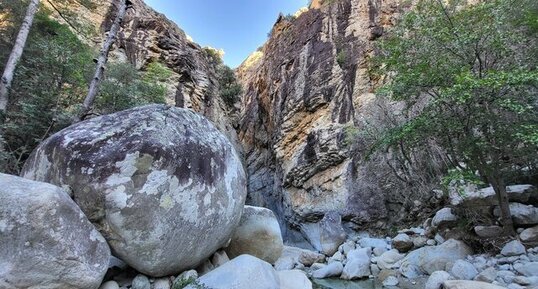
[94,62,168,114]
[1,11,93,173]
[80,0,128,119]
[374,0,538,235]
[0,0,40,112]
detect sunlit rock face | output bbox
[21,105,247,277]
[44,0,240,149]
[236,0,409,232]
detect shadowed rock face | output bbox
[237,0,406,232]
[21,105,247,277]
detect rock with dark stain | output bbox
[0,173,110,289]
[21,104,247,277]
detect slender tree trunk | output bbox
[0,0,40,112]
[79,0,127,120]
[489,174,515,236]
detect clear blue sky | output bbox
[145,0,308,68]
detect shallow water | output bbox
[312,278,427,289]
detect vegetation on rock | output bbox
[0,6,169,174]
[373,0,538,235]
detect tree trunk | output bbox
[79,0,127,120]
[0,0,40,112]
[489,174,516,236]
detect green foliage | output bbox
[171,277,209,289]
[283,13,296,21]
[343,125,360,147]
[0,11,170,174]
[95,62,168,114]
[441,168,485,196]
[203,47,223,65]
[336,50,346,67]
[0,10,94,173]
[217,65,242,107]
[374,0,538,187]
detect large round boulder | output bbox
[225,205,284,264]
[0,173,110,289]
[21,105,247,277]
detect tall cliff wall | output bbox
[237,0,422,234]
[45,0,239,144]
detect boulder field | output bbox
[2,105,537,289]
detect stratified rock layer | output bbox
[21,105,247,277]
[237,0,410,231]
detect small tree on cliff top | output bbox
[374,0,538,235]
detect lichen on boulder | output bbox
[21,104,247,277]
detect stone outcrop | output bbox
[45,0,239,146]
[0,173,110,289]
[21,105,247,277]
[236,0,413,234]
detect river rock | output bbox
[21,105,247,276]
[475,267,498,283]
[274,246,325,270]
[131,275,150,289]
[311,262,344,279]
[193,255,279,289]
[226,205,283,264]
[99,281,120,289]
[425,271,452,289]
[494,203,538,226]
[451,260,478,280]
[0,173,110,289]
[153,278,171,289]
[450,185,538,207]
[432,208,458,229]
[513,262,538,277]
[211,250,230,267]
[474,225,505,238]
[300,211,346,255]
[377,249,405,270]
[382,276,399,286]
[520,226,538,244]
[443,280,507,289]
[358,238,388,249]
[501,240,526,256]
[392,233,413,252]
[278,270,312,289]
[400,239,472,277]
[341,248,371,280]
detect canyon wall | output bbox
[237,0,421,235]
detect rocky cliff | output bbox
[45,0,239,144]
[237,0,419,234]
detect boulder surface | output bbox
[21,105,247,276]
[193,255,280,289]
[0,173,110,289]
[226,206,284,264]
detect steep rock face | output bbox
[45,0,239,145]
[237,0,408,232]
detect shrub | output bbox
[217,65,242,107]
